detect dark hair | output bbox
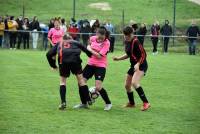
[63,34,72,40]
[123,26,133,35]
[97,26,110,39]
[61,18,65,24]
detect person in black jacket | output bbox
[113,26,150,111]
[30,16,40,49]
[46,34,92,110]
[22,18,30,49]
[160,20,172,53]
[80,19,91,47]
[16,15,24,49]
[151,21,160,55]
[186,20,200,55]
[137,23,147,46]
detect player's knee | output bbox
[125,84,131,91]
[95,85,102,91]
[132,80,139,88]
[78,79,86,87]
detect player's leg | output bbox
[94,67,112,111]
[73,64,93,109]
[58,64,70,110]
[59,76,67,110]
[76,74,92,105]
[124,70,135,108]
[132,70,150,111]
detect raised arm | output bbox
[46,44,58,69]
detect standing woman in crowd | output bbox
[137,23,147,46]
[0,16,5,47]
[22,18,30,49]
[16,15,23,49]
[113,26,150,111]
[8,16,18,50]
[160,20,172,54]
[151,21,160,55]
[30,16,40,49]
[3,15,10,48]
[74,26,112,111]
[48,19,64,47]
[60,18,67,33]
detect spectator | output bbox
[186,20,200,55]
[8,16,18,50]
[67,23,79,40]
[137,23,147,46]
[16,15,24,49]
[30,16,40,49]
[3,15,10,48]
[80,19,91,47]
[130,20,138,34]
[48,18,54,30]
[105,20,115,52]
[60,18,67,32]
[160,20,172,53]
[151,21,160,55]
[0,16,5,47]
[22,17,30,49]
[91,19,100,33]
[40,23,48,50]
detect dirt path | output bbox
[189,0,200,5]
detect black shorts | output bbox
[83,64,106,81]
[59,63,82,77]
[127,63,148,76]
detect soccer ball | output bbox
[89,87,99,100]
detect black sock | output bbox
[99,88,111,104]
[79,85,87,104]
[60,85,66,103]
[127,91,135,105]
[135,86,148,103]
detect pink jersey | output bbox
[48,28,64,45]
[88,36,110,68]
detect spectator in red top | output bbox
[67,23,79,40]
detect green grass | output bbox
[0,49,200,134]
[0,0,200,28]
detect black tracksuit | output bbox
[16,19,23,49]
[137,26,147,46]
[160,24,172,53]
[151,25,160,53]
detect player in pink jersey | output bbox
[74,26,112,111]
[48,19,64,47]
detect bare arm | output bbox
[87,45,102,59]
[112,54,129,61]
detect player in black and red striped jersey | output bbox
[46,34,92,110]
[113,26,150,111]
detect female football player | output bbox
[48,19,64,47]
[46,34,92,110]
[113,26,150,111]
[74,26,112,111]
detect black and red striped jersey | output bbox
[125,37,147,66]
[46,40,92,68]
